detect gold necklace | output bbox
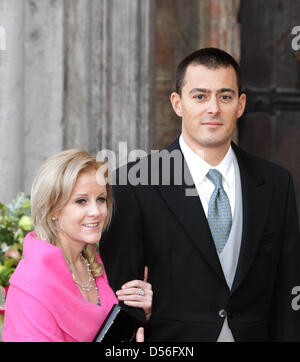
[59,244,101,304]
[71,254,94,292]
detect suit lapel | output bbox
[230,143,272,294]
[154,138,272,290]
[155,138,226,284]
[155,139,273,292]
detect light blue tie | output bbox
[206,169,232,254]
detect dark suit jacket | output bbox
[100,138,300,341]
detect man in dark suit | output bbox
[100,48,300,341]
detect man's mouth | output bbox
[202,122,223,128]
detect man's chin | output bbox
[194,137,231,150]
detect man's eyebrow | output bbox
[217,88,236,94]
[189,88,210,95]
[189,88,236,95]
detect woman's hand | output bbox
[116,266,153,320]
[135,327,144,342]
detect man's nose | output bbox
[206,96,220,114]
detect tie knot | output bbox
[206,169,223,189]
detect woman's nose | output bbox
[87,202,101,216]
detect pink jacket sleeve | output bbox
[2,285,65,342]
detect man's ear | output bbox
[237,93,246,119]
[170,92,183,117]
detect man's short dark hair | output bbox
[175,48,242,96]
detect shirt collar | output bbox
[214,145,234,187]
[179,134,234,187]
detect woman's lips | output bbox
[82,222,100,231]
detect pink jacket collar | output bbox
[9,232,118,341]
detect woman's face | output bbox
[55,169,108,251]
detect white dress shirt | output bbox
[179,134,243,342]
[179,135,236,218]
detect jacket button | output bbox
[228,312,234,319]
[218,309,227,318]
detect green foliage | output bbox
[0,193,33,286]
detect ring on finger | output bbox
[139,288,145,296]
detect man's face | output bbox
[171,64,246,154]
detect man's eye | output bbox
[194,94,205,100]
[221,95,231,100]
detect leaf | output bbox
[0,265,15,286]
[0,228,15,245]
[4,258,15,268]
[0,193,32,286]
[21,200,31,209]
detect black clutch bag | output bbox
[93,304,150,342]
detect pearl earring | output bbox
[51,216,56,221]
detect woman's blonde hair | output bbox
[31,149,113,277]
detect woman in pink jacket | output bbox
[2,150,152,342]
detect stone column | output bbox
[64,0,155,157]
[0,0,25,203]
[23,0,64,193]
[95,0,155,155]
[63,0,91,151]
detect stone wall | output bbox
[154,0,241,149]
[0,0,241,202]
[63,0,156,156]
[0,0,155,202]
[154,0,200,150]
[0,0,26,202]
[24,0,64,194]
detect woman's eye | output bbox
[97,197,107,203]
[76,199,86,205]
